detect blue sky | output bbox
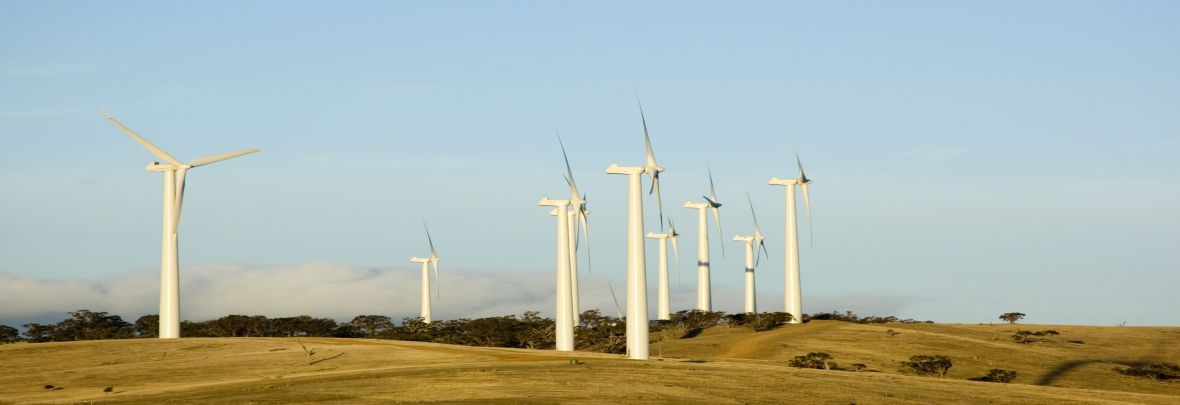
[2,1,1178,326]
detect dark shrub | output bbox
[969,368,1017,383]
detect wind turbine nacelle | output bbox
[683,201,708,209]
[538,197,571,207]
[645,232,669,239]
[606,164,644,175]
[768,177,799,186]
[733,235,754,242]
[146,162,188,172]
[410,257,430,263]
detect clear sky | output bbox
[2,1,1178,327]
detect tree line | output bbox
[4,309,923,353]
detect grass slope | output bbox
[0,322,1177,404]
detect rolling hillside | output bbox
[1,321,1177,404]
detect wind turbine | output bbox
[732,193,768,314]
[769,154,813,324]
[683,168,723,311]
[604,98,664,360]
[101,110,260,339]
[539,198,575,351]
[409,223,440,323]
[645,218,680,320]
[557,135,590,328]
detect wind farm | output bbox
[3,2,1179,404]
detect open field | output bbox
[2,321,1178,404]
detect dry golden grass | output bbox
[1,322,1177,404]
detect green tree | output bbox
[788,352,838,370]
[999,312,1025,324]
[348,315,394,337]
[900,355,953,378]
[56,310,133,341]
[0,325,20,343]
[133,315,159,338]
[22,323,55,342]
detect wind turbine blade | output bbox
[708,166,720,203]
[607,282,624,319]
[801,182,814,247]
[796,153,809,183]
[173,168,188,231]
[189,148,261,167]
[424,222,438,259]
[672,236,681,283]
[747,191,762,235]
[99,110,182,166]
[653,175,665,231]
[431,261,440,301]
[557,134,578,191]
[712,206,725,257]
[637,97,657,169]
[578,208,591,274]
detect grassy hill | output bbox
[2,321,1178,404]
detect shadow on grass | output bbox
[680,328,705,339]
[1035,359,1160,385]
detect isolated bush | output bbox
[900,355,953,378]
[1116,363,1180,381]
[1012,330,1060,344]
[789,352,838,370]
[969,368,1018,383]
[999,312,1026,324]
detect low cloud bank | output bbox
[1,262,924,327]
[0,262,623,326]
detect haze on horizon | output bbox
[2,2,1177,327]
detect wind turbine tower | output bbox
[539,198,575,351]
[409,223,440,323]
[682,168,723,311]
[768,155,813,324]
[645,219,680,320]
[732,194,768,314]
[101,111,260,339]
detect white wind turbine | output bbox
[101,110,260,339]
[732,193,769,314]
[645,218,680,320]
[683,168,724,311]
[557,135,591,328]
[409,223,440,323]
[604,97,665,360]
[769,154,813,324]
[539,198,575,351]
